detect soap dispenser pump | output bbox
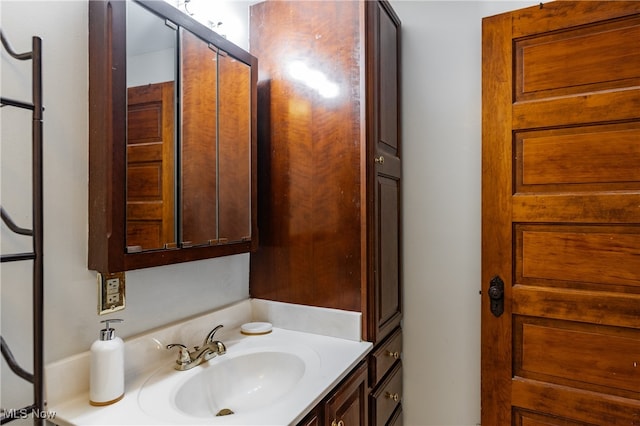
[89,318,124,406]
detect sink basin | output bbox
[137,341,322,424]
[174,351,305,417]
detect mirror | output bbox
[218,53,252,243]
[179,27,218,247]
[126,1,177,252]
[88,0,257,273]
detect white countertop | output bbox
[46,299,371,426]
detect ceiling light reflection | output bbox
[287,60,340,99]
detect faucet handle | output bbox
[166,343,190,366]
[204,324,224,344]
[213,340,226,355]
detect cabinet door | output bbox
[298,407,321,426]
[249,0,364,313]
[324,362,368,426]
[89,0,258,273]
[367,0,402,344]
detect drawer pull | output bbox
[387,350,400,359]
[331,420,345,426]
[385,392,401,402]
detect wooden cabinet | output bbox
[368,327,403,426]
[369,327,402,386]
[325,362,369,426]
[88,0,258,273]
[298,408,321,426]
[298,362,368,426]
[249,0,401,346]
[298,355,403,426]
[366,0,402,344]
[370,361,402,426]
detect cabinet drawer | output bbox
[370,327,402,385]
[388,404,403,426]
[370,362,402,426]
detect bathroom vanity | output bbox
[46,300,372,425]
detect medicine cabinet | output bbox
[88,0,257,273]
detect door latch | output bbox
[488,275,504,317]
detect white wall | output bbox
[127,48,175,87]
[390,1,536,425]
[0,0,248,414]
[0,1,538,424]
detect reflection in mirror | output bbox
[180,28,218,247]
[218,53,251,243]
[125,1,177,252]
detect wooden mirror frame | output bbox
[88,0,258,273]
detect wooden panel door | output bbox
[367,0,402,345]
[482,2,640,425]
[324,362,368,426]
[297,408,321,426]
[249,0,365,313]
[126,81,175,251]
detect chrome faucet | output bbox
[167,324,227,370]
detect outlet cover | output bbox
[98,272,125,315]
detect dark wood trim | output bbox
[88,0,127,272]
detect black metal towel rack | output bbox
[0,30,45,426]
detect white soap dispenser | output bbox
[89,318,124,406]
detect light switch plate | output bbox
[97,272,125,315]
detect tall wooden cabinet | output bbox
[249,0,401,344]
[249,2,402,424]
